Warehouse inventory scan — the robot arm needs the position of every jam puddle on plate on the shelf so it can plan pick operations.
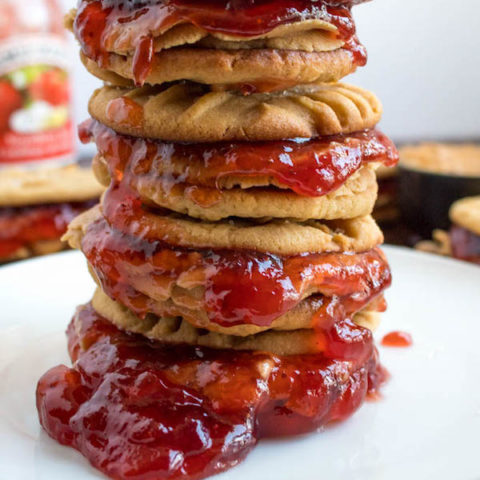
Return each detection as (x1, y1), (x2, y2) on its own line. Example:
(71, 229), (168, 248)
(36, 304), (386, 480)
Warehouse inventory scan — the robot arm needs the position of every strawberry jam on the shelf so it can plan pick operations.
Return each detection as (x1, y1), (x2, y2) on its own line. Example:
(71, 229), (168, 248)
(0, 200), (96, 259)
(80, 119), (399, 198)
(450, 224), (480, 265)
(381, 331), (413, 348)
(36, 303), (386, 480)
(74, 0), (367, 86)
(82, 213), (391, 328)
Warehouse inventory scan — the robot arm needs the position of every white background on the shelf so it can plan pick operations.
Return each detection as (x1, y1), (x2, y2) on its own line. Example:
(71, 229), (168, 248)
(60, 0), (480, 155)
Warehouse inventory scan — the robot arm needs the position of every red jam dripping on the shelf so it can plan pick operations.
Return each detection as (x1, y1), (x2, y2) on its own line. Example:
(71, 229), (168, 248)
(80, 119), (399, 198)
(74, 0), (367, 86)
(366, 363), (389, 401)
(0, 200), (96, 259)
(82, 213), (391, 328)
(37, 304), (385, 480)
(132, 35), (154, 86)
(105, 97), (144, 129)
(381, 331), (413, 348)
(79, 120), (393, 329)
(450, 224), (480, 265)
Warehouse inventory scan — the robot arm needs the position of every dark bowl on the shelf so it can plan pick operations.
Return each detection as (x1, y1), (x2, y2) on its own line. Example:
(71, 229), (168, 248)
(398, 165), (480, 238)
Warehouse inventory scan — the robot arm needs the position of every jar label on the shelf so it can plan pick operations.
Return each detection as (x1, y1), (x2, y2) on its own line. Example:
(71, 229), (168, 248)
(0, 34), (74, 167)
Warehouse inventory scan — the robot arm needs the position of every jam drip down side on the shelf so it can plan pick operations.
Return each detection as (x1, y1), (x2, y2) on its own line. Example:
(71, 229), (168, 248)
(0, 200), (96, 259)
(74, 0), (367, 85)
(450, 224), (480, 265)
(80, 119), (399, 199)
(36, 304), (386, 480)
(82, 213), (392, 329)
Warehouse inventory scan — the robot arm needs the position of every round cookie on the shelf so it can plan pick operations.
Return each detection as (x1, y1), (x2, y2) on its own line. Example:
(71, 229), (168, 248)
(94, 155), (379, 221)
(80, 47), (357, 92)
(88, 82), (383, 142)
(90, 288), (381, 356)
(65, 204), (384, 256)
(0, 164), (104, 207)
(450, 196), (480, 236)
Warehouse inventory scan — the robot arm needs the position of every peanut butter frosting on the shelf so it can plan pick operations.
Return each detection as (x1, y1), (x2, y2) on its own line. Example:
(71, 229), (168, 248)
(66, 10), (340, 55)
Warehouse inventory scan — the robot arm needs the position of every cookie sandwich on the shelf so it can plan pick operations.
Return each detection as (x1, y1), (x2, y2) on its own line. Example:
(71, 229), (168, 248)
(0, 164), (103, 262)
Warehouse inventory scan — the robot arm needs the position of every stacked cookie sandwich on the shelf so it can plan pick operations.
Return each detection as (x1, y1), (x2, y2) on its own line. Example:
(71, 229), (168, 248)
(0, 165), (103, 262)
(37, 2), (398, 479)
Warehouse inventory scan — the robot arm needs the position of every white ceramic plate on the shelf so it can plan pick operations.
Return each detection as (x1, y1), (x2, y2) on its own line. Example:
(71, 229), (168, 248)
(1, 247), (480, 480)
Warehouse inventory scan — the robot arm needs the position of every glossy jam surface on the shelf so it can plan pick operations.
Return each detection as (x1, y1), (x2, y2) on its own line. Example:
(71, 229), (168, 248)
(82, 215), (391, 328)
(0, 200), (95, 259)
(74, 0), (367, 86)
(450, 224), (480, 265)
(381, 331), (413, 348)
(80, 120), (399, 198)
(37, 304), (385, 480)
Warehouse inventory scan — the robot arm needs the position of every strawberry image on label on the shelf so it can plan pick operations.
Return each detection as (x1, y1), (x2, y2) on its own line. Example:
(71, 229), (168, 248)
(0, 81), (22, 134)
